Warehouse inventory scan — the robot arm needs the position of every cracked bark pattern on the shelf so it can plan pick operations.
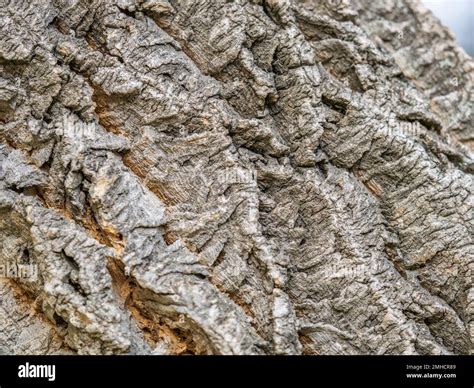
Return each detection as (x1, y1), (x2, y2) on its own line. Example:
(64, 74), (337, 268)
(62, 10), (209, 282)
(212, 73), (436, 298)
(0, 0), (472, 355)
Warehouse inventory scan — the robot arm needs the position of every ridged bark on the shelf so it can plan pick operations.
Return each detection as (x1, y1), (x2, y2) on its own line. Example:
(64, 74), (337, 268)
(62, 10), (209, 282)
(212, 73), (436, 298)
(0, 0), (472, 355)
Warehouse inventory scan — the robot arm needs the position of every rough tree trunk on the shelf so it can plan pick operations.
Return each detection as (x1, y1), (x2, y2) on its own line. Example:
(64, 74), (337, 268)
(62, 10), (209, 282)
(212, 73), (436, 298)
(0, 0), (472, 355)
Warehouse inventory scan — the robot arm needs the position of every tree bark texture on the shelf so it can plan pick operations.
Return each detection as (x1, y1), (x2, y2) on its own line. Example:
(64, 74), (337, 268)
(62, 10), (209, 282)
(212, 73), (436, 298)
(0, 0), (472, 355)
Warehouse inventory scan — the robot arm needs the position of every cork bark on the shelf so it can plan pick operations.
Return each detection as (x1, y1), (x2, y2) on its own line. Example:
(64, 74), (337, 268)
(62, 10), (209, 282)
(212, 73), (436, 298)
(0, 0), (472, 355)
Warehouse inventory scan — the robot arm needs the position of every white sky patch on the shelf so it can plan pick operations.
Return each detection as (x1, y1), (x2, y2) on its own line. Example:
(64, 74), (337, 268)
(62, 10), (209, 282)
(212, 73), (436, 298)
(423, 0), (473, 55)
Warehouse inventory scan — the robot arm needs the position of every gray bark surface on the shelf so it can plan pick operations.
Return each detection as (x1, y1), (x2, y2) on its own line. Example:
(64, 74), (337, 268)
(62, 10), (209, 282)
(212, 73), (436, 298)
(0, 0), (472, 355)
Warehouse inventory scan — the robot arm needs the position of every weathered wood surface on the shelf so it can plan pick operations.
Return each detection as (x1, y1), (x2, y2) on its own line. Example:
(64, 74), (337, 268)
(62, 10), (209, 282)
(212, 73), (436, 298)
(0, 0), (472, 355)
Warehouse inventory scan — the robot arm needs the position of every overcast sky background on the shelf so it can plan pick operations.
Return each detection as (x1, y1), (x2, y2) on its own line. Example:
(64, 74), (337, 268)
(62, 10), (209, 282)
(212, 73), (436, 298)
(423, 0), (473, 55)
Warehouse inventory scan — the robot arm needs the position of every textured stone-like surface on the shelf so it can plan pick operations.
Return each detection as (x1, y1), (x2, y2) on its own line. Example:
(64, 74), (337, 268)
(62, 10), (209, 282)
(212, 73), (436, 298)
(0, 0), (472, 355)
